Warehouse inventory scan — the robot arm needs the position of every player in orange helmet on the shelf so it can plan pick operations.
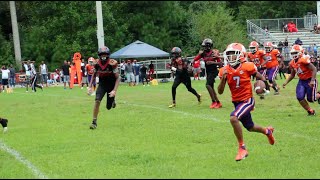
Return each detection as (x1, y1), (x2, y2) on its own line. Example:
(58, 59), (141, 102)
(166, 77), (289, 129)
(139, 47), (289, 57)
(282, 44), (320, 116)
(218, 43), (275, 161)
(260, 42), (284, 95)
(247, 41), (270, 99)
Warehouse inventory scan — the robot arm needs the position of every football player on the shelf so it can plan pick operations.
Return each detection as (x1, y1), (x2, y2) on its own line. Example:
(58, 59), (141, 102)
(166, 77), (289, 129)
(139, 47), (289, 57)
(247, 41), (270, 99)
(194, 38), (223, 109)
(282, 44), (320, 116)
(218, 43), (275, 161)
(88, 46), (120, 129)
(168, 47), (202, 108)
(260, 42), (284, 95)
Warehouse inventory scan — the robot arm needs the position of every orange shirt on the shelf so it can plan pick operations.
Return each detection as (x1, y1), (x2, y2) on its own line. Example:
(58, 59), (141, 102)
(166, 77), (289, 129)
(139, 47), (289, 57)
(85, 64), (95, 75)
(247, 49), (266, 67)
(264, 49), (281, 69)
(219, 62), (257, 102)
(289, 57), (313, 80)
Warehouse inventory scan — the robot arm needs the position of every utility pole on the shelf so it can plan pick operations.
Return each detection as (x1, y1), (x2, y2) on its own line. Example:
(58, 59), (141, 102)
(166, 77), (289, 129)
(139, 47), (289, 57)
(318, 1), (320, 25)
(9, 1), (22, 70)
(96, 1), (105, 49)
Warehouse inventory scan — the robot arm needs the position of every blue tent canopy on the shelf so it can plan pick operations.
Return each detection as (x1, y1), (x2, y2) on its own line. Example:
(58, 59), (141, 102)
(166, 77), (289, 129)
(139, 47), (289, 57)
(110, 40), (169, 59)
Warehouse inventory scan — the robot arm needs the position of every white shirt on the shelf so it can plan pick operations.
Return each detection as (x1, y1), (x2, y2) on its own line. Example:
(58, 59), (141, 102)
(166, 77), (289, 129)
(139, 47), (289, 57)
(40, 64), (47, 74)
(24, 63), (31, 76)
(1, 69), (10, 79)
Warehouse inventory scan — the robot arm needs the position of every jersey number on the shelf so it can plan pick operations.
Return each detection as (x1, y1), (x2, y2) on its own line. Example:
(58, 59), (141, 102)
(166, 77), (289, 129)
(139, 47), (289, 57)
(233, 76), (240, 88)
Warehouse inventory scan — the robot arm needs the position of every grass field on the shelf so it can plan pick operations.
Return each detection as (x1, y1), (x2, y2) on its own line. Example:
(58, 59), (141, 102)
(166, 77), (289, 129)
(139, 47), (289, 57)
(1, 76), (320, 179)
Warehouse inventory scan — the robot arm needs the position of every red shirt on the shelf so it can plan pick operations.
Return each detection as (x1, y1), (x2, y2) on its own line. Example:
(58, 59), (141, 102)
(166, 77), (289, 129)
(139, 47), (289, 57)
(193, 60), (200, 68)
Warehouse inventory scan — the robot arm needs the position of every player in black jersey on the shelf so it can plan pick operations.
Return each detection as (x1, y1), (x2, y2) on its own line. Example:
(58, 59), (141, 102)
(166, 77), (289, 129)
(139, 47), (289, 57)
(88, 46), (120, 129)
(168, 47), (202, 108)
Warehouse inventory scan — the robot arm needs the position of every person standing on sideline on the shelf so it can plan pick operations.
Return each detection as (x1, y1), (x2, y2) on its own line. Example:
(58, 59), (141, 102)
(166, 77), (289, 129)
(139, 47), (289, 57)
(1, 65), (10, 92)
(39, 61), (48, 87)
(23, 60), (32, 92)
(140, 63), (149, 86)
(8, 64), (16, 88)
(61, 60), (71, 89)
(218, 42), (275, 161)
(88, 46), (120, 129)
(133, 59), (140, 85)
(81, 59), (88, 89)
(200, 59), (206, 79)
(168, 47), (202, 108)
(192, 58), (201, 80)
(194, 38), (222, 109)
(124, 60), (135, 86)
(30, 61), (43, 92)
(282, 44), (320, 116)
(86, 57), (96, 95)
(148, 61), (155, 80)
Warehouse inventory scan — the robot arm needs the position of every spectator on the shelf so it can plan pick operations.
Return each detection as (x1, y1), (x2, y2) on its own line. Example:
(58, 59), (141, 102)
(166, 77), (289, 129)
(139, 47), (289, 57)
(1, 65), (10, 92)
(284, 38), (289, 61)
(132, 59), (140, 85)
(313, 44), (318, 57)
(140, 63), (149, 86)
(277, 41), (284, 54)
(148, 61), (155, 80)
(39, 61), (48, 88)
(8, 64), (16, 88)
(313, 23), (317, 33)
(294, 38), (303, 45)
(124, 60), (135, 86)
(80, 59), (88, 89)
(61, 60), (70, 89)
(288, 21), (298, 32)
(282, 22), (288, 33)
(317, 24), (320, 34)
(200, 59), (206, 79)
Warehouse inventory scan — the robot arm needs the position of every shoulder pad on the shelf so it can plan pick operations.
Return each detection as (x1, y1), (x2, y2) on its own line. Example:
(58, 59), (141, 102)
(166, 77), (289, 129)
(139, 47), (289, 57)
(109, 59), (118, 66)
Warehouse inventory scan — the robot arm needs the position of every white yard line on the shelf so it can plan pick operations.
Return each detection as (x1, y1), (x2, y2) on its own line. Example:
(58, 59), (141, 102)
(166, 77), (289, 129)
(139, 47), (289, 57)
(0, 140), (48, 179)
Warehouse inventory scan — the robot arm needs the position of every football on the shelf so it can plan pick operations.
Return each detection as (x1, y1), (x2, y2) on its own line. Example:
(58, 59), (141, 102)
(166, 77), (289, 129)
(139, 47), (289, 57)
(254, 80), (266, 95)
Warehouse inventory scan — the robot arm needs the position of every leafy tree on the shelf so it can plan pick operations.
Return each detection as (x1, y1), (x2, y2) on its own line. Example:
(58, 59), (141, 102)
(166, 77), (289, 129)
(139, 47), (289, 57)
(186, 2), (249, 56)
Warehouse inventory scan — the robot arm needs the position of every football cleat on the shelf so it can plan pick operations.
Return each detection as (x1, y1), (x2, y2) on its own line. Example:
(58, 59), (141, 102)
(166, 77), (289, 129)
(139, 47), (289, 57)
(214, 102), (222, 109)
(235, 145), (248, 161)
(112, 101), (116, 108)
(210, 102), (217, 109)
(90, 123), (97, 129)
(197, 94), (202, 105)
(168, 103), (176, 108)
(308, 109), (316, 116)
(266, 126), (275, 145)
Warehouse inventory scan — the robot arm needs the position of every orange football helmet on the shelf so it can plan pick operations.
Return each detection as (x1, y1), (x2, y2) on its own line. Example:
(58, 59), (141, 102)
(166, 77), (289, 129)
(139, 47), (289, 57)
(223, 43), (247, 67)
(264, 42), (274, 53)
(249, 41), (259, 54)
(290, 44), (304, 60)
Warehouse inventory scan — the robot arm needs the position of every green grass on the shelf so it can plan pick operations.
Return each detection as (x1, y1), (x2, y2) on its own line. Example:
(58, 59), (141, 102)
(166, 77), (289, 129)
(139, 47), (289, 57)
(1, 76), (320, 178)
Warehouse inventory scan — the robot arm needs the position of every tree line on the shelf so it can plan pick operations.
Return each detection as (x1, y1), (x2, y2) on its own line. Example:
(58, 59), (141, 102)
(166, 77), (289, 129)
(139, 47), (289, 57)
(0, 1), (316, 71)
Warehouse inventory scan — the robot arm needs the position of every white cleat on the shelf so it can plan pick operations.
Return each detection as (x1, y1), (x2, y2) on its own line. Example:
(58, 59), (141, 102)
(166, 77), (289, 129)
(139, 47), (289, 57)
(3, 127), (8, 133)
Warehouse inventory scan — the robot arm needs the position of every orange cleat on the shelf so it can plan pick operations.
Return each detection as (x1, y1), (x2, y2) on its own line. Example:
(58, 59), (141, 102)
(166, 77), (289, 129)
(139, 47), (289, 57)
(210, 102), (217, 109)
(214, 102), (222, 109)
(235, 146), (248, 161)
(266, 126), (275, 145)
